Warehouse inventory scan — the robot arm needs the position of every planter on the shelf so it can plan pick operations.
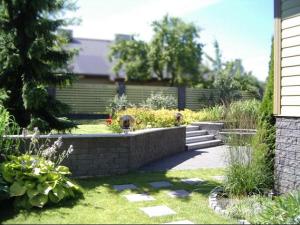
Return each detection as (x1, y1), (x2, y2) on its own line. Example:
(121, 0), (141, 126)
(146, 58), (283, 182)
(7, 127), (186, 178)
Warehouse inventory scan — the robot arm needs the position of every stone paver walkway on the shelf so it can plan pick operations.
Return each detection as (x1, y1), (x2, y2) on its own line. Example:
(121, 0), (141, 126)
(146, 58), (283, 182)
(140, 205), (176, 217)
(113, 184), (137, 191)
(149, 181), (173, 188)
(167, 190), (190, 198)
(141, 145), (228, 171)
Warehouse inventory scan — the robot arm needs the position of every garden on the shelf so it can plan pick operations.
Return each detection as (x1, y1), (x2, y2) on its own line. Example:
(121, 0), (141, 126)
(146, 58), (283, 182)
(0, 0), (299, 224)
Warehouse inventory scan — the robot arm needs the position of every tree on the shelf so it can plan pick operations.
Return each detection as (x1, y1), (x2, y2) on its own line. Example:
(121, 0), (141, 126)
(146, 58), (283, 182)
(0, 0), (77, 132)
(251, 39), (276, 189)
(206, 40), (223, 73)
(149, 15), (203, 86)
(109, 38), (151, 81)
(213, 57), (264, 105)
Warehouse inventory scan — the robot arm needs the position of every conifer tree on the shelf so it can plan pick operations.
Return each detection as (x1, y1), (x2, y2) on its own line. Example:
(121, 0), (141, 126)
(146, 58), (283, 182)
(0, 0), (77, 132)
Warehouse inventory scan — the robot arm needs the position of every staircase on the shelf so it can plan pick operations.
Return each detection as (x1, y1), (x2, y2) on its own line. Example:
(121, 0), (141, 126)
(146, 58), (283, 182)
(185, 125), (222, 150)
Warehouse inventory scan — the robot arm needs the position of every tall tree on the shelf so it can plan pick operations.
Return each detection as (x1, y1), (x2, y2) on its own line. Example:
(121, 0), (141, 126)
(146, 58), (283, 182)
(206, 40), (223, 73)
(149, 15), (203, 86)
(0, 0), (77, 132)
(109, 38), (151, 81)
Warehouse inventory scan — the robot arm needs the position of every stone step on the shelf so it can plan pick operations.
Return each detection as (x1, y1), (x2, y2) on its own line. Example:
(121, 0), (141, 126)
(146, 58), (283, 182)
(186, 135), (214, 144)
(186, 139), (222, 150)
(191, 122), (224, 130)
(186, 125), (199, 132)
(186, 130), (207, 137)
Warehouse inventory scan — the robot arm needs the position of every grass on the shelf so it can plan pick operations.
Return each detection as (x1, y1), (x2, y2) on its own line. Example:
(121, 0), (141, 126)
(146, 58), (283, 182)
(71, 120), (112, 134)
(0, 169), (236, 224)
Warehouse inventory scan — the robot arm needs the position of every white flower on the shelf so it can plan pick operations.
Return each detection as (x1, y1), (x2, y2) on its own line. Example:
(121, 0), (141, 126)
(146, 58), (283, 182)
(54, 137), (63, 149)
(42, 146), (57, 158)
(67, 145), (74, 154)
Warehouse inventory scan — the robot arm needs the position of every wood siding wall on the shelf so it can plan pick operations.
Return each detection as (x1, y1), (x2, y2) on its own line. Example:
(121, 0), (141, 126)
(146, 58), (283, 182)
(275, 0), (300, 116)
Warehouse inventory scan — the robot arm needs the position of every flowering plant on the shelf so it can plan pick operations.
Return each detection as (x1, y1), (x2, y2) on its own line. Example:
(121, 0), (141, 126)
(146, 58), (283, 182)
(0, 127), (82, 209)
(106, 115), (113, 125)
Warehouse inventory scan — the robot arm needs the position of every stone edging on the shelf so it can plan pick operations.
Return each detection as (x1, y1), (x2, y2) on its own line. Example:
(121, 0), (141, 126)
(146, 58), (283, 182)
(208, 187), (251, 225)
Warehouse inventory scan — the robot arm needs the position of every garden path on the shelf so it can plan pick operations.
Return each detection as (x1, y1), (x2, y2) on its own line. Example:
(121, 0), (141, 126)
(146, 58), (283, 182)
(141, 145), (229, 172)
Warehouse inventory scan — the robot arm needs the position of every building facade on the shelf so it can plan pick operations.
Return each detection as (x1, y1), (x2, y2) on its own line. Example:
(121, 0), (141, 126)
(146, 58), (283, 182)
(274, 0), (300, 193)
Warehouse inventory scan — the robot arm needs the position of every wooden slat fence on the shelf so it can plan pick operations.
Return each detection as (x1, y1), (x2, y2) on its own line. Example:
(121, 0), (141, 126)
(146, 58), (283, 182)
(56, 82), (116, 113)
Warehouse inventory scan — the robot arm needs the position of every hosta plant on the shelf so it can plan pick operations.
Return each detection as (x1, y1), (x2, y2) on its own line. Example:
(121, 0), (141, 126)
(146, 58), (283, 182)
(1, 154), (82, 209)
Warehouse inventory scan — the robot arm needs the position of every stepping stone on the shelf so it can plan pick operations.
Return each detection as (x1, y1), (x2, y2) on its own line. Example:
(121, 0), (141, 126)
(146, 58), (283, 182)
(213, 176), (225, 181)
(149, 181), (172, 188)
(165, 220), (194, 224)
(181, 178), (204, 185)
(124, 193), (155, 202)
(113, 184), (137, 191)
(167, 189), (190, 198)
(140, 205), (176, 217)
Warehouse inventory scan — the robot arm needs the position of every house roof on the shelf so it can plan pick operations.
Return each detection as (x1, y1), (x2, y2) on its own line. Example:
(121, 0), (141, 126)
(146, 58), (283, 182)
(69, 38), (123, 80)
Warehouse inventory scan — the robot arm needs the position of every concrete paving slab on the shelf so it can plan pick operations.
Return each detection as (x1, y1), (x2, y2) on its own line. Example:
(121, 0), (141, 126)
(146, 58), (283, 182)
(140, 205), (176, 217)
(167, 190), (190, 198)
(113, 184), (137, 191)
(149, 181), (172, 188)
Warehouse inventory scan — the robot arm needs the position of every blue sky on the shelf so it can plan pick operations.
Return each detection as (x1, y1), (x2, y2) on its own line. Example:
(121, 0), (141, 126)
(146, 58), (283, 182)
(67, 0), (274, 81)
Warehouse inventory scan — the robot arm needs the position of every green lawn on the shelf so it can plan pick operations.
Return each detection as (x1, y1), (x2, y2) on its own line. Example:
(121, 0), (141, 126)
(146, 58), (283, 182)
(71, 120), (112, 134)
(0, 169), (236, 224)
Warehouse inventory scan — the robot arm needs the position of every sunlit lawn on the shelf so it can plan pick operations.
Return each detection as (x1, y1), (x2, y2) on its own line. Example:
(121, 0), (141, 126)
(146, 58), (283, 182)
(0, 169), (236, 224)
(71, 120), (112, 134)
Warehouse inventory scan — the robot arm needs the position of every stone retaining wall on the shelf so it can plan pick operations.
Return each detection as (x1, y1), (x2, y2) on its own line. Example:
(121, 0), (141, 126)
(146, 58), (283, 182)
(275, 117), (300, 193)
(14, 127), (185, 178)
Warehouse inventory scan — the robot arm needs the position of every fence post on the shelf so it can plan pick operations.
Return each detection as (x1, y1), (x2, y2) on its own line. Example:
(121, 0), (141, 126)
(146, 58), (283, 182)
(47, 86), (56, 98)
(178, 86), (186, 110)
(116, 78), (126, 96)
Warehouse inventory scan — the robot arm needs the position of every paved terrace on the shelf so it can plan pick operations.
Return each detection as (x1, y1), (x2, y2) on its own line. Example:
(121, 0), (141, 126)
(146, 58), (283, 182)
(141, 145), (229, 172)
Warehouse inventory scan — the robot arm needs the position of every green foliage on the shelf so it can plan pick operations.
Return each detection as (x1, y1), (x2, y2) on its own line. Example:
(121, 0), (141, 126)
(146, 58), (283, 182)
(252, 39), (276, 189)
(226, 195), (266, 221)
(0, 0), (78, 132)
(224, 134), (273, 196)
(107, 95), (133, 116)
(0, 154), (82, 209)
(0, 106), (20, 160)
(257, 191), (300, 224)
(225, 100), (261, 129)
(149, 15), (203, 86)
(109, 38), (151, 81)
(110, 15), (204, 86)
(0, 173), (9, 201)
(141, 92), (177, 110)
(214, 60), (263, 106)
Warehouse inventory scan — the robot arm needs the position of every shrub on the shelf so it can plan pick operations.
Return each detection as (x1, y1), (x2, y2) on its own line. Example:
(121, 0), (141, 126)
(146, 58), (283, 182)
(225, 100), (260, 129)
(0, 106), (20, 160)
(107, 95), (133, 116)
(1, 154), (82, 209)
(257, 191), (300, 224)
(0, 128), (82, 209)
(109, 107), (223, 132)
(226, 195), (266, 221)
(141, 92), (177, 110)
(224, 135), (272, 196)
(0, 173), (9, 201)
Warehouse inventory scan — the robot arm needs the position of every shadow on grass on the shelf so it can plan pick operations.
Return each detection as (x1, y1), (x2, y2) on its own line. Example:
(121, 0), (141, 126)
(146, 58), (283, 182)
(77, 170), (222, 201)
(0, 170), (222, 223)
